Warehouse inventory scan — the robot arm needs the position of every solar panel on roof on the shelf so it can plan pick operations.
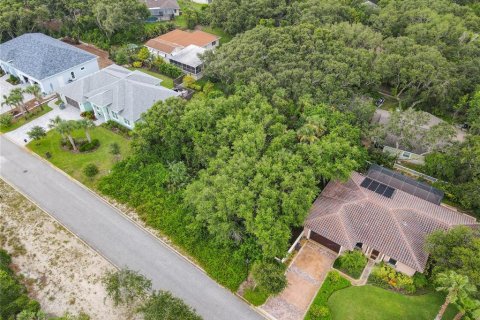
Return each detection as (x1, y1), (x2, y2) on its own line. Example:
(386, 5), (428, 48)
(383, 187), (395, 198)
(368, 180), (380, 191)
(376, 184), (387, 195)
(360, 177), (372, 188)
(367, 164), (444, 204)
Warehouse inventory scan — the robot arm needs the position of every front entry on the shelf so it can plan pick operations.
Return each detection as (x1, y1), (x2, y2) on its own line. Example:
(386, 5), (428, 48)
(310, 231), (341, 253)
(370, 249), (380, 260)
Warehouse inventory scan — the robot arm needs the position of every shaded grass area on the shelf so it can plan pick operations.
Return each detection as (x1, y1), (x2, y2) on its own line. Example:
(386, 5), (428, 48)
(243, 287), (269, 306)
(328, 285), (457, 320)
(27, 126), (131, 188)
(98, 158), (249, 291)
(128, 67), (175, 89)
(0, 106), (52, 133)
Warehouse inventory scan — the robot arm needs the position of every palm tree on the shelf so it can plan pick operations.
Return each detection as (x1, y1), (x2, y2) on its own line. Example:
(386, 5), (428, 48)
(453, 293), (480, 320)
(1, 94), (16, 111)
(56, 120), (78, 151)
(24, 84), (43, 110)
(9, 88), (28, 114)
(48, 116), (66, 139)
(76, 119), (95, 143)
(296, 116), (326, 144)
(435, 271), (477, 320)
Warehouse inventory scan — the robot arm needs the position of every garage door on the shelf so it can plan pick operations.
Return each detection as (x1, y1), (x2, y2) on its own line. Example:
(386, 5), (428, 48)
(65, 96), (79, 108)
(310, 231), (341, 253)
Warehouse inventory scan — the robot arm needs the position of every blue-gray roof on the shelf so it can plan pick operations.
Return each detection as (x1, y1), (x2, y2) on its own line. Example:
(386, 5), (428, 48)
(0, 33), (97, 80)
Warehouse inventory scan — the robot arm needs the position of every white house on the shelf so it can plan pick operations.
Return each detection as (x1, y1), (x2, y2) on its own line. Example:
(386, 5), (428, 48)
(145, 29), (219, 78)
(57, 65), (179, 129)
(142, 0), (180, 21)
(0, 33), (99, 94)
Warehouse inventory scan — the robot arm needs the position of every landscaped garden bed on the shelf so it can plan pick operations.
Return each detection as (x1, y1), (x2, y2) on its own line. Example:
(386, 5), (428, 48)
(304, 271), (351, 320)
(0, 105), (52, 133)
(27, 126), (131, 188)
(101, 120), (131, 138)
(332, 250), (368, 279)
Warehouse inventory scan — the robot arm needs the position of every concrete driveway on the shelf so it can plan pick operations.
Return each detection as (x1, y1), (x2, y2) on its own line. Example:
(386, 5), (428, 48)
(0, 136), (264, 320)
(261, 241), (337, 320)
(0, 74), (34, 114)
(4, 101), (85, 145)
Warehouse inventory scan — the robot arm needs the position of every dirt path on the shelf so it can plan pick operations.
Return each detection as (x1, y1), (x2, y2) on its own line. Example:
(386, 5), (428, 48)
(0, 179), (123, 319)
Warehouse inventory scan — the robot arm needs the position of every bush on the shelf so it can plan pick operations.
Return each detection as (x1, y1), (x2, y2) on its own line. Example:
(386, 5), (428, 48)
(80, 111), (96, 120)
(0, 113), (13, 128)
(152, 61), (183, 78)
(251, 261), (287, 295)
(139, 290), (202, 320)
(83, 163), (99, 177)
(333, 250), (368, 279)
(98, 157), (249, 290)
(132, 61), (143, 68)
(6, 74), (20, 85)
(102, 120), (131, 137)
(110, 142), (121, 155)
(79, 139), (100, 152)
(27, 126), (46, 141)
(369, 263), (416, 294)
(305, 271), (351, 320)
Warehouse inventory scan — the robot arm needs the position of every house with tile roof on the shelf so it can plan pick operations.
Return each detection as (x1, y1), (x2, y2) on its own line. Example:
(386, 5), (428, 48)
(304, 165), (477, 276)
(57, 65), (179, 129)
(145, 29), (219, 78)
(142, 0), (180, 21)
(0, 33), (99, 94)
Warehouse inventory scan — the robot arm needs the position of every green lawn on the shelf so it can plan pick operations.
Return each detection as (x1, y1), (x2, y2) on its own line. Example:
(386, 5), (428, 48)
(328, 285), (457, 320)
(128, 67), (175, 89)
(201, 26), (233, 44)
(27, 126), (131, 188)
(0, 106), (52, 133)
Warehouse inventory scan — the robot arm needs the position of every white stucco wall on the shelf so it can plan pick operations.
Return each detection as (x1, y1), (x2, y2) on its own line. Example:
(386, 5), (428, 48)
(39, 59), (99, 94)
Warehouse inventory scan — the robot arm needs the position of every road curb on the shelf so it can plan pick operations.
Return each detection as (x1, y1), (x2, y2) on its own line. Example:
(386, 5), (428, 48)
(0, 135), (266, 319)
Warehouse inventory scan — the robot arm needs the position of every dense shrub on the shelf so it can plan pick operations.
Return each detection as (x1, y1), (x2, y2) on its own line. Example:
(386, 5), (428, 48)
(80, 111), (96, 120)
(132, 61), (143, 68)
(333, 250), (368, 279)
(83, 163), (99, 177)
(140, 290), (202, 320)
(0, 249), (41, 319)
(79, 139), (100, 152)
(369, 263), (416, 294)
(304, 271), (351, 320)
(98, 157), (249, 290)
(109, 142), (121, 155)
(102, 120), (131, 137)
(151, 60), (183, 78)
(251, 261), (287, 295)
(6, 75), (20, 85)
(0, 113), (13, 128)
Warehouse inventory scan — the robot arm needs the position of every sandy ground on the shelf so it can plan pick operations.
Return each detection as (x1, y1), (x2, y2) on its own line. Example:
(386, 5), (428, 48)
(0, 179), (124, 319)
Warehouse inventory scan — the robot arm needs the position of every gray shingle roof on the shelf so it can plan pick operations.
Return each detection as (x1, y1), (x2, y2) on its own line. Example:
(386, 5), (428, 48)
(0, 33), (97, 80)
(305, 171), (478, 272)
(142, 0), (180, 9)
(58, 65), (179, 123)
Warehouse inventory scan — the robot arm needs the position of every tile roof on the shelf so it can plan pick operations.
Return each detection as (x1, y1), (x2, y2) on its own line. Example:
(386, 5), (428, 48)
(145, 29), (219, 53)
(142, 0), (180, 9)
(57, 65), (179, 123)
(305, 171), (477, 272)
(0, 33), (97, 80)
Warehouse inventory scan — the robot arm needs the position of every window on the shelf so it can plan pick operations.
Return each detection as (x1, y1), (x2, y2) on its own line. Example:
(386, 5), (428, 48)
(81, 67), (85, 70)
(402, 151), (411, 159)
(71, 71), (75, 79)
(124, 118), (130, 126)
(111, 111), (118, 119)
(388, 258), (397, 266)
(355, 242), (363, 249)
(212, 41), (217, 46)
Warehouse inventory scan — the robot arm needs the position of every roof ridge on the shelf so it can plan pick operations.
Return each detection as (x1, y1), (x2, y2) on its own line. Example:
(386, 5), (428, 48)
(389, 208), (424, 271)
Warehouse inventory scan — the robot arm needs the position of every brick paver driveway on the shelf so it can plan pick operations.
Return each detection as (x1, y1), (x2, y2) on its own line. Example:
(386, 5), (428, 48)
(261, 241), (337, 320)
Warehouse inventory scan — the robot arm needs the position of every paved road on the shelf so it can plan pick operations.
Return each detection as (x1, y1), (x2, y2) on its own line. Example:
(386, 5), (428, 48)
(0, 136), (263, 320)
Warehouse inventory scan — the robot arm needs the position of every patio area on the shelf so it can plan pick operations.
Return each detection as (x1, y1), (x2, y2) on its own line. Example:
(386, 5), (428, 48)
(261, 241), (337, 320)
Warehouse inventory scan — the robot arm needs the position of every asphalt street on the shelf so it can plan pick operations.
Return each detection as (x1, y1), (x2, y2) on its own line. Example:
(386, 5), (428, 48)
(0, 136), (264, 320)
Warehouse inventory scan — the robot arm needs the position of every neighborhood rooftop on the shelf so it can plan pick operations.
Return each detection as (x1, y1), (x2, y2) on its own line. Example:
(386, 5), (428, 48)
(145, 29), (219, 53)
(0, 33), (97, 81)
(169, 45), (206, 67)
(304, 171), (477, 273)
(57, 65), (179, 123)
(142, 0), (180, 9)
